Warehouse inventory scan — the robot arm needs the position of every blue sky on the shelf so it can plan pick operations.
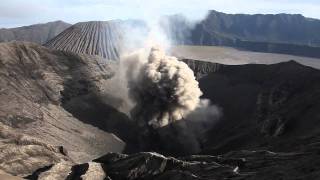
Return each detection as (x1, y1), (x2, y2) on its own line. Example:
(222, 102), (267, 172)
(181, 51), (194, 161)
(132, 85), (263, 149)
(1, 0), (320, 28)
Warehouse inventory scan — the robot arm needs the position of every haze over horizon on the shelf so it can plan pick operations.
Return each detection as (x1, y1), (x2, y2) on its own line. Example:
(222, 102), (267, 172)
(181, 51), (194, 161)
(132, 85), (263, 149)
(1, 0), (320, 28)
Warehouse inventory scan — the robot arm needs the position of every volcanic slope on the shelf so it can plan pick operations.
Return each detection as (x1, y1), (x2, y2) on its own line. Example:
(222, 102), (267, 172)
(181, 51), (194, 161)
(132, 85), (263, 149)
(45, 21), (123, 60)
(119, 58), (320, 157)
(0, 41), (126, 176)
(20, 59), (320, 180)
(182, 59), (320, 155)
(0, 21), (71, 44)
(2, 43), (320, 179)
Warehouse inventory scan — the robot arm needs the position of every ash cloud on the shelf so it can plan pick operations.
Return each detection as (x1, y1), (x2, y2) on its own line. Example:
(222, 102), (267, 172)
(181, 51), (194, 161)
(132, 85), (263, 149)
(111, 15), (222, 154)
(127, 47), (203, 128)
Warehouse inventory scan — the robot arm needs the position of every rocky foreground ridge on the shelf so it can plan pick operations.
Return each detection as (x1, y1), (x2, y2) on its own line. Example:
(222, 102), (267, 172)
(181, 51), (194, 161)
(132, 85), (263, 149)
(23, 144), (320, 180)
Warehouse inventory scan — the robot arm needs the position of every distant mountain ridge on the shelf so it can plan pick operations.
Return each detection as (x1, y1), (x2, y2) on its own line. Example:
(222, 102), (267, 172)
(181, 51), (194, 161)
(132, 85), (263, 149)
(3, 10), (320, 59)
(0, 21), (71, 44)
(165, 10), (320, 58)
(191, 10), (320, 47)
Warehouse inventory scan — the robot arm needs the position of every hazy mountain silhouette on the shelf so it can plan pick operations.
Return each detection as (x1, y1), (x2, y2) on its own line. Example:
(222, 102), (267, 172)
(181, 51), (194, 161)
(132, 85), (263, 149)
(166, 10), (320, 58)
(191, 10), (320, 46)
(0, 21), (71, 44)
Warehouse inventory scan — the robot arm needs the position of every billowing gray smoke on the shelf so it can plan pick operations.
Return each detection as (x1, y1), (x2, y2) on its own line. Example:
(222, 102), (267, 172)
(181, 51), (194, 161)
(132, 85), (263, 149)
(128, 46), (203, 128)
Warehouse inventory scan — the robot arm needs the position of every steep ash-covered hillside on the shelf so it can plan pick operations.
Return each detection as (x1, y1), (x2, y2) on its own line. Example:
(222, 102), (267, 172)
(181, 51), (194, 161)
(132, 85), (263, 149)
(45, 21), (124, 60)
(0, 41), (126, 176)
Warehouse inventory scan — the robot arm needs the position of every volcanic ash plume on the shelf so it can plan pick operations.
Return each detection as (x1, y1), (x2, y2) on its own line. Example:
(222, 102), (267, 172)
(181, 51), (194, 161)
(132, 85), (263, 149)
(129, 47), (203, 128)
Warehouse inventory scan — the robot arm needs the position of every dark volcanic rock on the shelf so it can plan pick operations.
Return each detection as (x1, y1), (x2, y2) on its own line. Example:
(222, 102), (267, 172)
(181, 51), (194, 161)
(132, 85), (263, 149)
(182, 59), (222, 78)
(0, 21), (71, 44)
(96, 152), (239, 180)
(183, 59), (320, 154)
(45, 21), (123, 60)
(29, 146), (320, 179)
